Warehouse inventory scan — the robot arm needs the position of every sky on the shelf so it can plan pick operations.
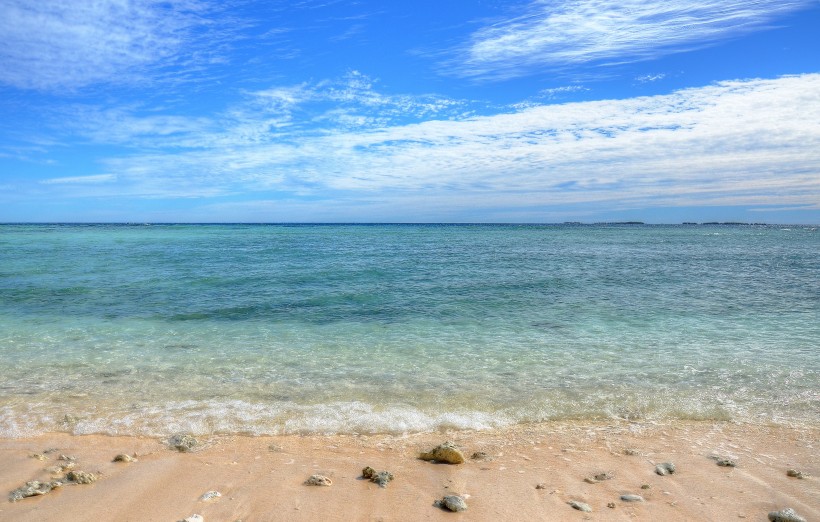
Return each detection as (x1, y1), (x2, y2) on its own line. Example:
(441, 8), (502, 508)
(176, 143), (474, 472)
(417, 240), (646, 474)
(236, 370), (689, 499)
(1, 0), (819, 223)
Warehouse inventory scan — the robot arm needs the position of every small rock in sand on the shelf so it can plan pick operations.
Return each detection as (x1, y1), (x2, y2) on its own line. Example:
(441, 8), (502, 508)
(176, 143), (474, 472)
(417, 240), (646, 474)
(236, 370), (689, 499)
(200, 491), (222, 501)
(66, 470), (97, 484)
(585, 471), (614, 483)
(535, 483), (548, 489)
(435, 495), (468, 512)
(58, 454), (76, 462)
(640, 484), (651, 490)
(420, 442), (465, 464)
(569, 500), (593, 512)
(623, 448), (640, 456)
(178, 515), (204, 522)
(29, 453), (48, 461)
(362, 466), (394, 488)
(655, 462), (676, 476)
(716, 458), (737, 467)
(768, 507), (807, 522)
(620, 494), (645, 502)
(9, 480), (63, 502)
(169, 434), (199, 452)
(607, 502), (616, 508)
(304, 474), (332, 486)
(46, 463), (76, 474)
(786, 469), (806, 479)
(470, 451), (493, 461)
(113, 454), (137, 463)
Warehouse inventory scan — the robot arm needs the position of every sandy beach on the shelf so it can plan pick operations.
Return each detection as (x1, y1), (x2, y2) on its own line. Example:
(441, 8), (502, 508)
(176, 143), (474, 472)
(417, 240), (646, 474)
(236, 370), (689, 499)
(1, 420), (816, 521)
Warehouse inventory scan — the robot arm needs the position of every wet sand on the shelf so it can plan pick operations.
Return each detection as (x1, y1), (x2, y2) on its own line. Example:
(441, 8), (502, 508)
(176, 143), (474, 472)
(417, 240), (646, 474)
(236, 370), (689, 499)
(1, 420), (817, 521)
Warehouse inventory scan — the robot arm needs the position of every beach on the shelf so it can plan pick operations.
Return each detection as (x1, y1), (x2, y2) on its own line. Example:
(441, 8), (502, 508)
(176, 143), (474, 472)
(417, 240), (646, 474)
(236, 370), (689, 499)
(1, 420), (817, 521)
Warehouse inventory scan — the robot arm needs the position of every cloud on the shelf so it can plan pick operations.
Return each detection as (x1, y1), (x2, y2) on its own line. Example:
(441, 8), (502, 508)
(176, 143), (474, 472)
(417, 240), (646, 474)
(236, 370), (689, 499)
(48, 73), (820, 216)
(0, 0), (228, 91)
(451, 0), (812, 80)
(40, 174), (117, 185)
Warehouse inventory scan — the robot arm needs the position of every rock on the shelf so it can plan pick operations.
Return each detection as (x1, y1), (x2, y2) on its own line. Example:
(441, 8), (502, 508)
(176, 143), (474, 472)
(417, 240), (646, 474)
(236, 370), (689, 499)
(786, 469), (806, 479)
(178, 515), (204, 522)
(655, 462), (676, 475)
(607, 502), (616, 508)
(9, 480), (62, 502)
(470, 451), (492, 461)
(535, 483), (547, 489)
(435, 495), (468, 512)
(716, 458), (737, 467)
(304, 474), (332, 486)
(623, 448), (640, 456)
(768, 507), (807, 522)
(419, 442), (465, 464)
(29, 453), (48, 461)
(569, 500), (593, 512)
(66, 470), (97, 484)
(113, 454), (137, 463)
(169, 433), (199, 452)
(585, 471), (614, 483)
(46, 463), (75, 474)
(200, 490), (221, 501)
(362, 466), (394, 488)
(58, 454), (76, 462)
(620, 494), (645, 502)
(640, 484), (651, 489)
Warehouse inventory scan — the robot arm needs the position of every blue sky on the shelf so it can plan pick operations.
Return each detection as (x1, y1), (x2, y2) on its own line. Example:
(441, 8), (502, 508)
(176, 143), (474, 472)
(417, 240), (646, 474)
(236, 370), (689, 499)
(1, 0), (819, 223)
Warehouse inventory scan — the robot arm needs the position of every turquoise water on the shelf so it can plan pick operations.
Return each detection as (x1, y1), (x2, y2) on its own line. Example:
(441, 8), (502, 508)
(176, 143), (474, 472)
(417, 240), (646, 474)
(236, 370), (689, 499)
(0, 224), (817, 437)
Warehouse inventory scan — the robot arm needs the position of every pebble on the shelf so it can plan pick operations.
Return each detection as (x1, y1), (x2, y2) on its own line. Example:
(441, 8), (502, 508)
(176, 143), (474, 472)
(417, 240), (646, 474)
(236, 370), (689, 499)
(623, 448), (640, 456)
(655, 462), (676, 476)
(113, 454), (137, 463)
(200, 490), (222, 501)
(786, 469), (806, 479)
(535, 483), (548, 489)
(419, 442), (465, 464)
(640, 484), (651, 489)
(470, 451), (492, 461)
(178, 515), (204, 522)
(716, 459), (737, 467)
(768, 507), (807, 522)
(435, 495), (468, 512)
(58, 454), (77, 462)
(569, 500), (593, 512)
(29, 453), (48, 461)
(169, 434), (199, 452)
(304, 474), (333, 486)
(620, 494), (645, 502)
(585, 471), (614, 483)
(607, 502), (616, 508)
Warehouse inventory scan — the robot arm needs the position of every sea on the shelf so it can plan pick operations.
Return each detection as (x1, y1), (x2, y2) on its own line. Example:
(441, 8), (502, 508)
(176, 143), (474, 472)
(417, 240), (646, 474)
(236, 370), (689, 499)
(0, 223), (817, 437)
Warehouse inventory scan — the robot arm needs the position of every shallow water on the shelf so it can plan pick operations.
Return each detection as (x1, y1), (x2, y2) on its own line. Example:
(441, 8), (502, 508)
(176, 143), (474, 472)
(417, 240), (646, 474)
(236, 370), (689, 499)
(0, 224), (817, 436)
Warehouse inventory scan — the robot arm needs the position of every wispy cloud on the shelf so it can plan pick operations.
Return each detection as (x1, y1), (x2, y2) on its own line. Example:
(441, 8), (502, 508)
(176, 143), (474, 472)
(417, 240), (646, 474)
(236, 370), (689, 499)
(40, 174), (116, 185)
(39, 74), (820, 217)
(0, 0), (231, 92)
(450, 0), (811, 80)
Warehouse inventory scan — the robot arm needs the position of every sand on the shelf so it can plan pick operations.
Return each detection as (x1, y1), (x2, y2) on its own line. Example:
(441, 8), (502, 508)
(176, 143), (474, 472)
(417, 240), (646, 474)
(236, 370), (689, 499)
(1, 421), (817, 521)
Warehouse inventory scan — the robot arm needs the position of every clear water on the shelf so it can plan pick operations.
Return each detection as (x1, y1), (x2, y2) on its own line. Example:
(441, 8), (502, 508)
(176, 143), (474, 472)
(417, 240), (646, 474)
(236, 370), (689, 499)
(0, 224), (817, 437)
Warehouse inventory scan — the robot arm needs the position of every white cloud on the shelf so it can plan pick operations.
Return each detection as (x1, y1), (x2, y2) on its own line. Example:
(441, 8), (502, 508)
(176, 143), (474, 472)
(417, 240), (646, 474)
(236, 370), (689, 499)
(452, 0), (811, 80)
(0, 0), (225, 91)
(40, 174), (117, 185)
(56, 74), (820, 216)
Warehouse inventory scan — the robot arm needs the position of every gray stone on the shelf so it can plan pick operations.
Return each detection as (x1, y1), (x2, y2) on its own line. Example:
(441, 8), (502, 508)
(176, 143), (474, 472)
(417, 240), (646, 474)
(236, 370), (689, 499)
(768, 507), (807, 522)
(178, 515), (204, 522)
(169, 433), (199, 452)
(304, 474), (332, 486)
(585, 471), (614, 483)
(419, 442), (464, 464)
(716, 458), (737, 467)
(470, 451), (493, 461)
(623, 448), (640, 456)
(569, 500), (593, 512)
(435, 495), (468, 512)
(9, 480), (63, 502)
(620, 494), (645, 502)
(362, 466), (394, 488)
(786, 469), (806, 479)
(655, 462), (676, 475)
(200, 490), (221, 501)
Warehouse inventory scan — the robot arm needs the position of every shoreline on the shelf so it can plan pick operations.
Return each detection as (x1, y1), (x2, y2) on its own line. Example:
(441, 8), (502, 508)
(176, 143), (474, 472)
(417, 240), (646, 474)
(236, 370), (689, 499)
(1, 420), (816, 521)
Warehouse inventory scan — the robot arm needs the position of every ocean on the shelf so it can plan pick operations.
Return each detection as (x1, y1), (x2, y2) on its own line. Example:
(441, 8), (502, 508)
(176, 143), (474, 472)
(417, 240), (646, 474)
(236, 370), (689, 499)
(0, 223), (817, 437)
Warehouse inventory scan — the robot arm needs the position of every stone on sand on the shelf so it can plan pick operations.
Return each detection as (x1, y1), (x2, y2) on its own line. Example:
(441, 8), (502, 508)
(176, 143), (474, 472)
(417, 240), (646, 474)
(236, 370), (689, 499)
(435, 495), (468, 512)
(786, 469), (806, 479)
(768, 507), (807, 522)
(9, 480), (63, 502)
(304, 474), (332, 486)
(169, 434), (199, 452)
(362, 466), (394, 488)
(419, 442), (465, 464)
(66, 470), (97, 484)
(655, 462), (676, 475)
(620, 494), (645, 502)
(113, 454), (137, 463)
(569, 500), (593, 512)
